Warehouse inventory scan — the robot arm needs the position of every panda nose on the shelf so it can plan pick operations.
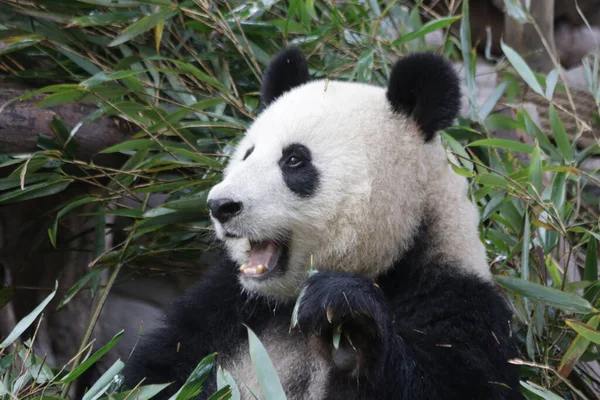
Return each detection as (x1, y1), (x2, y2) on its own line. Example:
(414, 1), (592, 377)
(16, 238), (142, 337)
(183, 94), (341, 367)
(208, 198), (243, 223)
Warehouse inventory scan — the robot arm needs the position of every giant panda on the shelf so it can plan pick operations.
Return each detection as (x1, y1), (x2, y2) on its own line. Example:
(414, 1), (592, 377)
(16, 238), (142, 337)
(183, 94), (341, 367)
(123, 48), (523, 400)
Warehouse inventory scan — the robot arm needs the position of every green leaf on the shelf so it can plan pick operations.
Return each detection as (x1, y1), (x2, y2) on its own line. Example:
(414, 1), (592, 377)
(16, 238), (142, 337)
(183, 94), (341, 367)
(495, 275), (594, 314)
(393, 16), (461, 45)
(36, 90), (86, 108)
(565, 319), (600, 344)
(216, 366), (240, 400)
(82, 359), (125, 400)
(49, 196), (98, 248)
(99, 383), (171, 400)
(172, 353), (215, 400)
(109, 8), (180, 47)
(353, 50), (374, 83)
(0, 282), (57, 348)
(584, 237), (598, 282)
(521, 211), (531, 281)
(545, 67), (560, 99)
(68, 12), (142, 28)
(247, 326), (286, 400)
(558, 315), (600, 378)
(0, 179), (72, 205)
(0, 30), (44, 55)
(59, 330), (124, 383)
(501, 40), (544, 97)
(167, 60), (226, 91)
(520, 381), (564, 400)
(549, 104), (574, 162)
(480, 82), (508, 120)
(468, 139), (534, 154)
(528, 143), (542, 195)
(58, 270), (102, 310)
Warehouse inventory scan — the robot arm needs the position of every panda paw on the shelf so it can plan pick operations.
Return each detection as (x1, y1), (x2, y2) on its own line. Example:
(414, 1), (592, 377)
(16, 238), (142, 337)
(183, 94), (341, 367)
(294, 271), (393, 375)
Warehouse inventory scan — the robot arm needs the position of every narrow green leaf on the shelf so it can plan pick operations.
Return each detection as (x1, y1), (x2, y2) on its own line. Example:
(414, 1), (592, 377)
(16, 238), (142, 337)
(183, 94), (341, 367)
(60, 330), (124, 383)
(468, 138), (534, 154)
(501, 40), (544, 97)
(109, 8), (180, 47)
(558, 315), (600, 378)
(0, 179), (72, 205)
(545, 67), (560, 99)
(68, 12), (142, 28)
(495, 275), (594, 314)
(584, 237), (598, 283)
(528, 143), (542, 195)
(520, 381), (564, 400)
(393, 16), (461, 45)
(247, 326), (286, 400)
(36, 90), (86, 108)
(0, 30), (44, 55)
(521, 210), (531, 281)
(98, 383), (171, 400)
(565, 319), (600, 344)
(0, 282), (57, 348)
(480, 82), (508, 120)
(49, 196), (97, 248)
(173, 353), (215, 400)
(58, 270), (102, 310)
(216, 366), (240, 400)
(167, 60), (226, 90)
(82, 359), (125, 400)
(549, 104), (574, 162)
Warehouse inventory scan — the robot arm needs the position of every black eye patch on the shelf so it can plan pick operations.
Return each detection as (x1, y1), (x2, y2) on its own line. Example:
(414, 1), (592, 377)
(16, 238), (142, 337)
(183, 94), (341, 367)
(242, 146), (254, 161)
(279, 143), (319, 198)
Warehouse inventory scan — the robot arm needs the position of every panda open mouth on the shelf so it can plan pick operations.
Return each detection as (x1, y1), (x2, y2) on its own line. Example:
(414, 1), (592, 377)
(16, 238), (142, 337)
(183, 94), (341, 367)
(240, 239), (289, 279)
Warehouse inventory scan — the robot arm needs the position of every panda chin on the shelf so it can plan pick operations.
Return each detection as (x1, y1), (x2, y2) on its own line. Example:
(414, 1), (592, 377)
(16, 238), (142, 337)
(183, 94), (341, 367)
(239, 239), (289, 280)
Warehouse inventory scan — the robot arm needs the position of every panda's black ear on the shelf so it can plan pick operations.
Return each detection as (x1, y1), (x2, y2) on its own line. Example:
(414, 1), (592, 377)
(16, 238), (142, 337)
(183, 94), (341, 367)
(386, 52), (460, 141)
(260, 47), (310, 109)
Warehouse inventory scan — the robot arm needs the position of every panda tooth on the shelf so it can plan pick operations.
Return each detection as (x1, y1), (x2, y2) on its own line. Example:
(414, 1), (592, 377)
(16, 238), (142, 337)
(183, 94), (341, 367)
(239, 264), (248, 272)
(244, 267), (257, 275)
(256, 264), (265, 274)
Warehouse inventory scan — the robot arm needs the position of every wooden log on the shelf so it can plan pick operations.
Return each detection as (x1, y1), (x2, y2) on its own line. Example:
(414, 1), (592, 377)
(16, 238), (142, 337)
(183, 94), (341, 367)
(0, 84), (132, 165)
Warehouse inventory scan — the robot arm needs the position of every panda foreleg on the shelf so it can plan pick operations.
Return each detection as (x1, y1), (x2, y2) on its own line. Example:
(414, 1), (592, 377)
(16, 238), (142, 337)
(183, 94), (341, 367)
(295, 271), (394, 384)
(294, 270), (523, 399)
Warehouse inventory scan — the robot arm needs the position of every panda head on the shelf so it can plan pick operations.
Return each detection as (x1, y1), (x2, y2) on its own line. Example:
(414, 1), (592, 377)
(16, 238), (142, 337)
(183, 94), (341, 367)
(208, 48), (489, 299)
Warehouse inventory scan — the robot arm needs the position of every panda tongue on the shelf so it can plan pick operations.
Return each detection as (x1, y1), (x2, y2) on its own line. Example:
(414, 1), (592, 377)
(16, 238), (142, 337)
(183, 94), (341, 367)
(248, 241), (279, 268)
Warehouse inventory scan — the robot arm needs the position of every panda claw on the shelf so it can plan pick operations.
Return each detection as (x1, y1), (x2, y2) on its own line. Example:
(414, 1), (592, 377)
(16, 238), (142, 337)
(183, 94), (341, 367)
(326, 305), (335, 323)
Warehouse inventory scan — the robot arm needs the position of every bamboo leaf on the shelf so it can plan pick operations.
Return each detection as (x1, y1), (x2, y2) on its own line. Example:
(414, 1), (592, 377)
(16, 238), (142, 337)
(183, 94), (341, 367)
(565, 319), (600, 344)
(109, 8), (180, 47)
(393, 16), (461, 45)
(558, 315), (600, 378)
(59, 330), (124, 383)
(247, 326), (286, 400)
(495, 276), (594, 314)
(549, 104), (574, 162)
(468, 138), (534, 154)
(0, 282), (57, 348)
(545, 67), (560, 99)
(172, 353), (216, 399)
(501, 40), (544, 97)
(81, 359), (125, 400)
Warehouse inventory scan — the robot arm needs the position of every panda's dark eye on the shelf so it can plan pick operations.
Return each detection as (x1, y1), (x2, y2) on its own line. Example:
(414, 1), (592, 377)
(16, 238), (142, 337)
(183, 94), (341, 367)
(242, 146), (254, 161)
(286, 154), (303, 168)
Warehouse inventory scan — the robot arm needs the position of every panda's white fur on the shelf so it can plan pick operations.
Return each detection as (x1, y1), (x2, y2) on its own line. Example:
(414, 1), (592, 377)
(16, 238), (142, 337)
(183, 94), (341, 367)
(208, 79), (489, 299)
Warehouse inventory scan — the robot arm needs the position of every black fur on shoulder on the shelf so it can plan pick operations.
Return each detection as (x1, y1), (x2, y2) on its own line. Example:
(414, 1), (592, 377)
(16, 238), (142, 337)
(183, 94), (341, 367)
(386, 52), (461, 141)
(260, 46), (310, 109)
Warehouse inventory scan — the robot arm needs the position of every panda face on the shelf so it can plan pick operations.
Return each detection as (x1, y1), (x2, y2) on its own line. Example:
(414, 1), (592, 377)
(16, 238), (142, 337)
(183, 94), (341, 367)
(207, 49), (488, 299)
